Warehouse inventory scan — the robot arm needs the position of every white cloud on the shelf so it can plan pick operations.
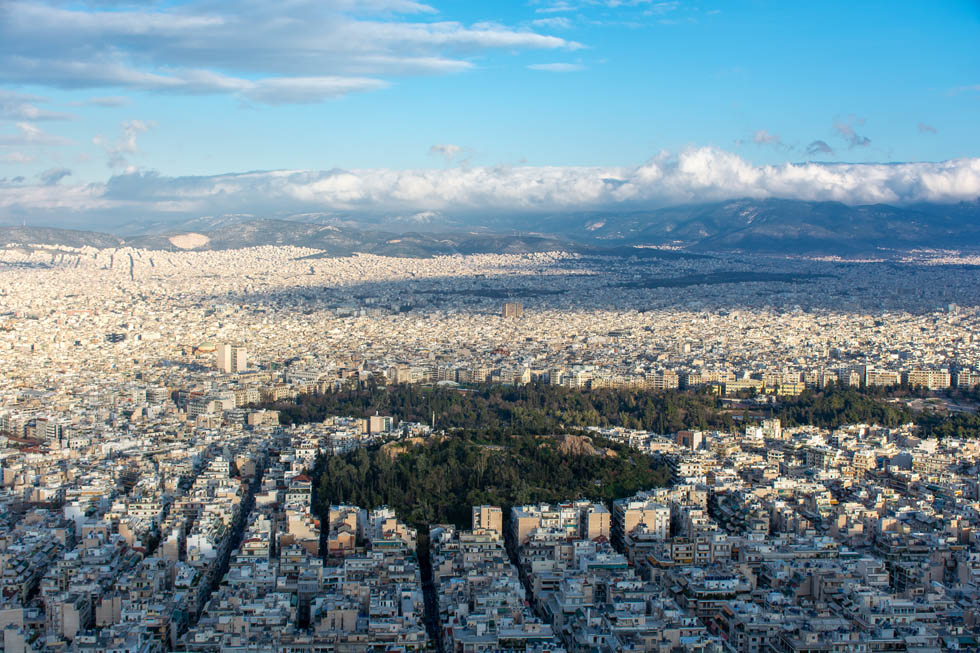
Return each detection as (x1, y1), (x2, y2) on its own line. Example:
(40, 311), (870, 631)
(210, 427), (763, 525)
(0, 89), (73, 121)
(611, 0), (678, 11)
(752, 129), (780, 146)
(348, 20), (579, 50)
(534, 2), (580, 14)
(1, 152), (35, 164)
(833, 117), (871, 148)
(646, 1), (680, 13)
(317, 0), (438, 12)
(528, 63), (585, 72)
(2, 148), (978, 226)
(69, 96), (130, 108)
(531, 17), (573, 29)
(243, 77), (390, 104)
(533, 0), (678, 15)
(93, 119), (155, 168)
(0, 0), (580, 104)
(0, 180), (113, 213)
(118, 120), (153, 151)
(950, 84), (980, 94)
(0, 122), (72, 146)
(91, 96), (129, 107)
(429, 144), (463, 161)
(37, 167), (71, 185)
(805, 140), (834, 157)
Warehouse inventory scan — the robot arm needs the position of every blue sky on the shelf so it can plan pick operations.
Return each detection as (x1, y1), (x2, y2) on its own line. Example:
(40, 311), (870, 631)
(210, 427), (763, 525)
(0, 0), (978, 226)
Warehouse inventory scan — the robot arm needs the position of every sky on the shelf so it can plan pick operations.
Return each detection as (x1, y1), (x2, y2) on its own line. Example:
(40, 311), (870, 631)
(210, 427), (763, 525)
(0, 0), (978, 228)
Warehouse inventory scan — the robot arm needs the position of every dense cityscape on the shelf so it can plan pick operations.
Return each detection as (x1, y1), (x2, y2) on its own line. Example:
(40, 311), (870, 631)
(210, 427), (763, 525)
(2, 0), (979, 650)
(0, 243), (979, 651)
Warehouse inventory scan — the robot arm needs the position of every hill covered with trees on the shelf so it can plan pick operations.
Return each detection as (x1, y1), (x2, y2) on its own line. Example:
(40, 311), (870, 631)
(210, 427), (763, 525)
(267, 382), (976, 529)
(311, 430), (671, 529)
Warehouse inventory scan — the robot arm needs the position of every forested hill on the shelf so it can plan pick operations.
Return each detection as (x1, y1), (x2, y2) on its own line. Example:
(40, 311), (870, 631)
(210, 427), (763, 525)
(312, 431), (671, 529)
(283, 383), (980, 531)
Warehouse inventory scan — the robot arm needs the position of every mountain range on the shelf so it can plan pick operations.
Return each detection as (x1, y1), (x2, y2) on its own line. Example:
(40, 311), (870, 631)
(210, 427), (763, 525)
(521, 198), (980, 254)
(0, 220), (586, 258)
(2, 198), (979, 257)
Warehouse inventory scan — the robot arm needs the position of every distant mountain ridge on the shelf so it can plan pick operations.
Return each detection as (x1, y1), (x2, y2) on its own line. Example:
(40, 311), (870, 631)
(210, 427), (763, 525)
(522, 198), (980, 253)
(0, 225), (123, 249)
(0, 220), (582, 258)
(3, 198), (980, 256)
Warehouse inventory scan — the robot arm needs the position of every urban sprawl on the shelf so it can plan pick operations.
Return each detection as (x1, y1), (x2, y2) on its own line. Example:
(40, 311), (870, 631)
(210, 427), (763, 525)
(0, 244), (980, 651)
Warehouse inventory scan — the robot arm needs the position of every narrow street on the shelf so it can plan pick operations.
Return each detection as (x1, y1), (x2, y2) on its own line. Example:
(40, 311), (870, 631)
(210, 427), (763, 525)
(417, 532), (444, 653)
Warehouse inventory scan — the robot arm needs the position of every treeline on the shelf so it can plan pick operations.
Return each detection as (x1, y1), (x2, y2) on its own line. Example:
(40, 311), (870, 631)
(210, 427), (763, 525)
(263, 383), (736, 434)
(265, 382), (980, 438)
(772, 388), (915, 429)
(312, 431), (671, 529)
(774, 387), (980, 437)
(915, 410), (980, 439)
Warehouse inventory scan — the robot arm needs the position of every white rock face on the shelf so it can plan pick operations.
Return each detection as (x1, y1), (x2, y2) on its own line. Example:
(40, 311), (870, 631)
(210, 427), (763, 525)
(168, 233), (210, 249)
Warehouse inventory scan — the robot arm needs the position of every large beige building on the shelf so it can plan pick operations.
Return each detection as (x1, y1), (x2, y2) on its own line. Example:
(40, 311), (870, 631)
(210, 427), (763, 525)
(472, 505), (503, 536)
(510, 501), (610, 546)
(326, 505), (359, 556)
(866, 369), (901, 387)
(215, 343), (247, 374)
(612, 495), (671, 543)
(582, 504), (611, 541)
(903, 368), (951, 389)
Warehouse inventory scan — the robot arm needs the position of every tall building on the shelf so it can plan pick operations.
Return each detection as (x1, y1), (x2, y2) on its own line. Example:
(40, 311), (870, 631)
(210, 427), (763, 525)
(510, 501), (609, 546)
(676, 430), (704, 451)
(216, 344), (247, 374)
(646, 370), (679, 390)
(866, 369), (901, 387)
(387, 364), (411, 384)
(612, 494), (670, 545)
(903, 368), (951, 389)
(956, 370), (980, 388)
(581, 504), (611, 541)
(502, 302), (523, 318)
(368, 415), (394, 434)
(761, 418), (782, 440)
(472, 505), (503, 536)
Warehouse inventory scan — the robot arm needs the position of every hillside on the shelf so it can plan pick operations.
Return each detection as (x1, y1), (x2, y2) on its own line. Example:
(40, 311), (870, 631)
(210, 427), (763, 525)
(0, 220), (579, 258)
(0, 226), (123, 249)
(527, 198), (980, 253)
(4, 198), (980, 256)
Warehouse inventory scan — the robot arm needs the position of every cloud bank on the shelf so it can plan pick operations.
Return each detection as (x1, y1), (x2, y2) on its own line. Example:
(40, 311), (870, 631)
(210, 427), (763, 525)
(0, 0), (580, 104)
(1, 147), (978, 227)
